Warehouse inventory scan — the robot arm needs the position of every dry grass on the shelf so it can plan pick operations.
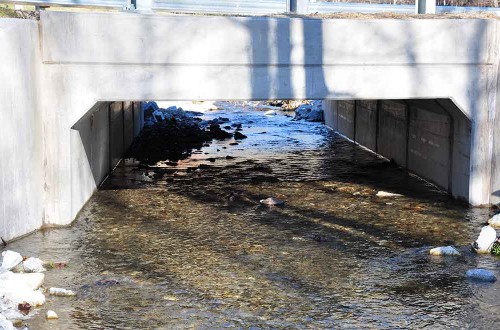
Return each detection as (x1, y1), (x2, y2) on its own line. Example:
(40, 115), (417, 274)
(0, 6), (18, 18)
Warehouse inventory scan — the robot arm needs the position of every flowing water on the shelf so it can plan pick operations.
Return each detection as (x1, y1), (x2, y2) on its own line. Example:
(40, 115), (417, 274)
(9, 102), (500, 329)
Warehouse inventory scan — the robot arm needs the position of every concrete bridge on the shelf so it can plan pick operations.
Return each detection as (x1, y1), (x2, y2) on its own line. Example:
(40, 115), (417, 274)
(1, 11), (499, 241)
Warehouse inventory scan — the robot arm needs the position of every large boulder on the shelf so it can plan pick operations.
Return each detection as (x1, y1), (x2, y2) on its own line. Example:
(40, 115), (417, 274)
(466, 269), (497, 282)
(429, 246), (460, 256)
(1, 251), (22, 271)
(294, 101), (324, 122)
(472, 225), (497, 254)
(488, 213), (500, 228)
(0, 272), (46, 306)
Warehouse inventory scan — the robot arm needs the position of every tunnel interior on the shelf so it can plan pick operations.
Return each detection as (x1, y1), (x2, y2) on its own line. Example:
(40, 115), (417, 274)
(324, 99), (472, 203)
(70, 98), (472, 221)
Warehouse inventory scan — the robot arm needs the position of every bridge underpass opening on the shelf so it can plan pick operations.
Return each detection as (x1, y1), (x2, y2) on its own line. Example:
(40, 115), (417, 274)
(69, 98), (472, 221)
(17, 98), (494, 328)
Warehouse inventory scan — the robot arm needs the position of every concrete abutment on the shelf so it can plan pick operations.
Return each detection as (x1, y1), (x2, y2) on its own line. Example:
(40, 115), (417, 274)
(1, 11), (500, 241)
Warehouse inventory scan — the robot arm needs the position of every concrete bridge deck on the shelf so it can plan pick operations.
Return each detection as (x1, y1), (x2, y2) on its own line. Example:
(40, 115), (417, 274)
(1, 11), (499, 240)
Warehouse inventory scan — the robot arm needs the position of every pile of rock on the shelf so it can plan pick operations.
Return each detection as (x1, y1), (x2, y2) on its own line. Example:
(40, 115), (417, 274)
(127, 102), (247, 164)
(267, 100), (307, 111)
(142, 102), (203, 127)
(294, 101), (324, 122)
(0, 250), (74, 327)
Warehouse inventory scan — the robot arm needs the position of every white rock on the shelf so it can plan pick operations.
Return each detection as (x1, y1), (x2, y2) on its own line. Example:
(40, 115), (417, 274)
(46, 310), (59, 320)
(0, 271), (46, 307)
(22, 257), (46, 273)
(466, 269), (497, 282)
(48, 287), (76, 297)
(1, 251), (22, 271)
(4, 289), (46, 306)
(259, 197), (284, 206)
(429, 246), (461, 256)
(264, 110), (277, 116)
(472, 225), (497, 254)
(0, 318), (15, 330)
(376, 191), (404, 198)
(488, 213), (500, 228)
(0, 272), (45, 291)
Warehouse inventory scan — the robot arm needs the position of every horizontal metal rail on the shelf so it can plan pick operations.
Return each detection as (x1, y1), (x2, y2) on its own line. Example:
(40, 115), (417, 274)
(2, 0), (127, 8)
(309, 2), (415, 13)
(309, 1), (500, 14)
(153, 0), (287, 14)
(2, 0), (500, 14)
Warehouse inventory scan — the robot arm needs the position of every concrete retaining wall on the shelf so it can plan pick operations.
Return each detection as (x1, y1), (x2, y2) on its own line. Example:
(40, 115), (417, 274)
(0, 19), (43, 241)
(325, 99), (471, 200)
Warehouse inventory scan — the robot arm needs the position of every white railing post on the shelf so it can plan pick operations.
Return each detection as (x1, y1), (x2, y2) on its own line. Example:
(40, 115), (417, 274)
(289, 0), (309, 14)
(416, 0), (436, 13)
(134, 0), (154, 11)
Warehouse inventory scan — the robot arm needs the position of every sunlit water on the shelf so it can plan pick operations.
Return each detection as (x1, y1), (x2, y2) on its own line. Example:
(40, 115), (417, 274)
(9, 102), (500, 329)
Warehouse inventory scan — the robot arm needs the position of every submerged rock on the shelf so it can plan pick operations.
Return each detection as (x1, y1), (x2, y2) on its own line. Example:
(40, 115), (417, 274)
(48, 287), (76, 297)
(488, 213), (500, 228)
(376, 191), (404, 198)
(233, 131), (247, 140)
(22, 257), (46, 273)
(46, 310), (59, 320)
(17, 302), (31, 315)
(472, 225), (497, 254)
(429, 246), (460, 256)
(259, 197), (285, 206)
(466, 269), (497, 282)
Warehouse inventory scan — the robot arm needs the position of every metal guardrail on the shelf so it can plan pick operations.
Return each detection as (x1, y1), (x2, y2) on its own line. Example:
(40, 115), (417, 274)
(2, 0), (500, 14)
(309, 2), (415, 13)
(309, 1), (500, 14)
(2, 0), (127, 8)
(153, 0), (286, 14)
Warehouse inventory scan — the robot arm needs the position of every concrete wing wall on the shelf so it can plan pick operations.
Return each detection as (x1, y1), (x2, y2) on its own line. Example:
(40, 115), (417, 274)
(0, 19), (43, 241)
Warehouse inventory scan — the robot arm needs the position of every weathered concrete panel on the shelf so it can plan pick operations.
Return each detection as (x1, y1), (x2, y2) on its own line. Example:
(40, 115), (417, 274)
(377, 101), (407, 166)
(109, 102), (124, 170)
(407, 101), (451, 190)
(337, 100), (355, 140)
(41, 12), (496, 66)
(0, 19), (43, 241)
(355, 100), (378, 151)
(323, 100), (338, 131)
(123, 101), (134, 151)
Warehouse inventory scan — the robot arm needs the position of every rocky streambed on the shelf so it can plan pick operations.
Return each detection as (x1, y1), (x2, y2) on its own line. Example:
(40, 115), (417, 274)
(3, 101), (500, 329)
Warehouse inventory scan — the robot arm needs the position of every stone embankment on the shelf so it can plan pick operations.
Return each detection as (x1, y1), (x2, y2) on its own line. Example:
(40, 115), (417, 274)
(126, 102), (248, 164)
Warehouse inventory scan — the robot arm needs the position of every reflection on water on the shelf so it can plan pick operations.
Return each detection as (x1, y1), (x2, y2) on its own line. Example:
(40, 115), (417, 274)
(10, 102), (499, 329)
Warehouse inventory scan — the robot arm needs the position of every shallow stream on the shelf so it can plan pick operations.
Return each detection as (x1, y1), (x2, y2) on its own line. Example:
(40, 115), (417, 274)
(10, 102), (500, 329)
